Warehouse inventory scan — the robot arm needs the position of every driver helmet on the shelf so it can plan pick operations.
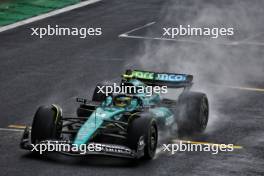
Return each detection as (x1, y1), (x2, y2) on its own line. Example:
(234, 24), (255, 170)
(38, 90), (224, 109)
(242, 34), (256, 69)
(114, 96), (132, 107)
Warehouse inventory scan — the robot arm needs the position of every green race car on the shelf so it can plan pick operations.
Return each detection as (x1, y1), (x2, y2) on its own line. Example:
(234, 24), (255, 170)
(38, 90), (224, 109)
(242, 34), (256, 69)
(20, 70), (209, 160)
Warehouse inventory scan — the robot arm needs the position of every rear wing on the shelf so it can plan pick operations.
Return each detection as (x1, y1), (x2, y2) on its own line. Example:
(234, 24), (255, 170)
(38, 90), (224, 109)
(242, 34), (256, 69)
(122, 70), (193, 88)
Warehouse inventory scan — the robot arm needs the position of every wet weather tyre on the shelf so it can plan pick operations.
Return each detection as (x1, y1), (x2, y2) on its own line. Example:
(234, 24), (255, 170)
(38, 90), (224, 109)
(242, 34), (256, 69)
(177, 92), (209, 135)
(127, 117), (158, 160)
(31, 105), (62, 144)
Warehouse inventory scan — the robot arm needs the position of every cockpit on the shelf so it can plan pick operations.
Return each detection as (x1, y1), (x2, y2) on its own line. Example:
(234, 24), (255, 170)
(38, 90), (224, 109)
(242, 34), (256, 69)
(102, 94), (141, 111)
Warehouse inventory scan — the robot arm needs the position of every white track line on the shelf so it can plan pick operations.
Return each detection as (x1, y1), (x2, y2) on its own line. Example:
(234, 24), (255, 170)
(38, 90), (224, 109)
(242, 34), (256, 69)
(119, 34), (239, 46)
(0, 0), (101, 33)
(119, 21), (156, 37)
(120, 34), (264, 46)
(212, 84), (264, 93)
(0, 128), (24, 132)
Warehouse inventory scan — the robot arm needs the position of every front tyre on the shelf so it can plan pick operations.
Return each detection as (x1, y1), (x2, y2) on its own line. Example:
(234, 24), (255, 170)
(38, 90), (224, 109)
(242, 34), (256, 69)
(127, 117), (158, 160)
(31, 105), (62, 144)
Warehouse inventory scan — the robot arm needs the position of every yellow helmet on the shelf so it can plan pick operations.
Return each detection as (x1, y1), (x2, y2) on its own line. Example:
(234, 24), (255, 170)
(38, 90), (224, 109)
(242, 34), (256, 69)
(114, 96), (132, 107)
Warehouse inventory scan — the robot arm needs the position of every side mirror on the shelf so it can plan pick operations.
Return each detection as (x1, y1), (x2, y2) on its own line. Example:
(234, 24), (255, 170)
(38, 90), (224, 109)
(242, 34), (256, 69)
(76, 97), (87, 104)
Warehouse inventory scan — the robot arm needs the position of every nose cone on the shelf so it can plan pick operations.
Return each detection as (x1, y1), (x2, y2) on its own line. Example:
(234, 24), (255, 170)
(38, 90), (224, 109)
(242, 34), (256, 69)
(73, 107), (125, 146)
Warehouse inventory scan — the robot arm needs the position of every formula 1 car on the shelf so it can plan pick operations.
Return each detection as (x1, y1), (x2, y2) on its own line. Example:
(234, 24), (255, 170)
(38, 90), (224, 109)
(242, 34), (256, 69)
(20, 70), (209, 160)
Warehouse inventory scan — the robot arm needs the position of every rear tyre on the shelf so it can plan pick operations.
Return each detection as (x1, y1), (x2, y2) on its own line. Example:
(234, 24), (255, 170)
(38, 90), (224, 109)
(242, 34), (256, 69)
(127, 117), (158, 160)
(177, 92), (209, 136)
(31, 105), (62, 144)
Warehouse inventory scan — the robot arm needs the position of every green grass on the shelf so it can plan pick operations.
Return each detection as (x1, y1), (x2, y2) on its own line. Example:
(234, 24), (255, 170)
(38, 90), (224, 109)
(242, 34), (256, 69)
(0, 0), (80, 26)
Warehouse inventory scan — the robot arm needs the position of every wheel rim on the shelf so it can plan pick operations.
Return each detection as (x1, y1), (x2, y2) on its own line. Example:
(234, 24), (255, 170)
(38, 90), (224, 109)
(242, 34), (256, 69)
(149, 125), (157, 151)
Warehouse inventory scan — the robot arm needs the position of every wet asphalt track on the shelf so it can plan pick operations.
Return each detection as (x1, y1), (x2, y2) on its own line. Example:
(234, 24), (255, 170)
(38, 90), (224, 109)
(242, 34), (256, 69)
(0, 0), (264, 175)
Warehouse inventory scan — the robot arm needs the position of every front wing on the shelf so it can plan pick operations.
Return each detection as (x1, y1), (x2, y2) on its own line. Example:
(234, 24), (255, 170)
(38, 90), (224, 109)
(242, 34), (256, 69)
(20, 127), (144, 159)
